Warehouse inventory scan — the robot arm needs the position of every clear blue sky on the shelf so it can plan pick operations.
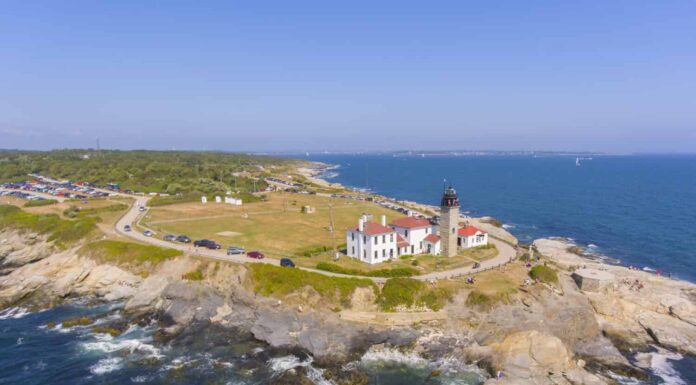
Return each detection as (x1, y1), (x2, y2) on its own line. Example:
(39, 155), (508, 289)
(1, 1), (695, 153)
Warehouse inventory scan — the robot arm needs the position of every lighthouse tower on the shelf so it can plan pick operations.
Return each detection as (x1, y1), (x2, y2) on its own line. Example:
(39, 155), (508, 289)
(440, 186), (460, 257)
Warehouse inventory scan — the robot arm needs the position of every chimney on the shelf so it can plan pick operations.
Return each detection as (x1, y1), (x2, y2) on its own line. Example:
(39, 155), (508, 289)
(381, 215), (386, 226)
(358, 217), (365, 232)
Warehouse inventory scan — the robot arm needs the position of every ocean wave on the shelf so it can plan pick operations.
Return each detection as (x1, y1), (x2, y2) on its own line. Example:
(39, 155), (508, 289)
(649, 350), (686, 385)
(360, 347), (428, 368)
(0, 307), (31, 320)
(502, 224), (515, 229)
(90, 357), (123, 375)
(81, 333), (162, 358)
(267, 355), (333, 385)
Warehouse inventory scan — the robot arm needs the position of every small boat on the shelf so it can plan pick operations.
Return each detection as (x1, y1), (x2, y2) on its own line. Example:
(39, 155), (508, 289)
(576, 157), (581, 166)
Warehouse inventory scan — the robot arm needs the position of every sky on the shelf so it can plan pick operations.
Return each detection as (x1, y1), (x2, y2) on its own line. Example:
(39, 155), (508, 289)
(1, 1), (695, 153)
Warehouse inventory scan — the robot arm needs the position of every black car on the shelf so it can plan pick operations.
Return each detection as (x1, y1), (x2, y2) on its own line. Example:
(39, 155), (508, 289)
(194, 239), (221, 250)
(176, 235), (191, 243)
(280, 258), (295, 268)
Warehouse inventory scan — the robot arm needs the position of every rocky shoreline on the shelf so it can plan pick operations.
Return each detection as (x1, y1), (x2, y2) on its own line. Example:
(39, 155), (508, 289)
(2, 227), (696, 384)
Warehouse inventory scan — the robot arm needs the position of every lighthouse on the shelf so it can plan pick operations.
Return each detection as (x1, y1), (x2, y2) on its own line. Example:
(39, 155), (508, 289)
(440, 185), (460, 257)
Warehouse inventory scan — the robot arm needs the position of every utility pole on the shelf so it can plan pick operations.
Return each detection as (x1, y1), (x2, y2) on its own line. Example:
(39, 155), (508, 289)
(329, 204), (338, 260)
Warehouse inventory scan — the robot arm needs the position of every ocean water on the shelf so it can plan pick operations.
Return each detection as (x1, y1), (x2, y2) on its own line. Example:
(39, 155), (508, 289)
(0, 304), (486, 385)
(302, 154), (696, 282)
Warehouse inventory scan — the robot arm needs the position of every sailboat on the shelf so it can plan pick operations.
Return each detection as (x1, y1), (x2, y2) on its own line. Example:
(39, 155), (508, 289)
(576, 157), (581, 166)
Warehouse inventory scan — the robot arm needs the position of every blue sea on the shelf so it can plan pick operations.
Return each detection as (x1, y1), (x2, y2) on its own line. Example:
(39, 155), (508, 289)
(303, 154), (696, 282)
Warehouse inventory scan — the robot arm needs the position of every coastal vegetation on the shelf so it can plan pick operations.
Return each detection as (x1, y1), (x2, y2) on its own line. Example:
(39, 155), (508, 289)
(529, 265), (558, 283)
(80, 240), (182, 274)
(315, 262), (417, 278)
(248, 264), (375, 307)
(23, 199), (58, 207)
(0, 204), (97, 245)
(377, 278), (453, 311)
(0, 149), (297, 194)
(182, 270), (204, 281)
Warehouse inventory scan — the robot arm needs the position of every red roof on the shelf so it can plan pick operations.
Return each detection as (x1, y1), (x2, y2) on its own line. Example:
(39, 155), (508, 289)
(390, 217), (431, 229)
(354, 221), (395, 236)
(423, 234), (440, 243)
(396, 234), (410, 248)
(458, 226), (486, 236)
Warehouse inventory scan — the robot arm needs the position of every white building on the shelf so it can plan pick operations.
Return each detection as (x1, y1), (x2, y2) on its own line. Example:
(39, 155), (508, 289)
(458, 226), (489, 248)
(346, 214), (441, 264)
(389, 217), (437, 255)
(346, 215), (400, 264)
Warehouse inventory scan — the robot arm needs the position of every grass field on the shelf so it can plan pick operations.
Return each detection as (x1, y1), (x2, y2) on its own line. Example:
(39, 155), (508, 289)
(142, 192), (399, 257)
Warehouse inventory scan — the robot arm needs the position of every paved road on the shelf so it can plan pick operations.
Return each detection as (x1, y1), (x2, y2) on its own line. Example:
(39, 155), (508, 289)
(115, 197), (516, 283)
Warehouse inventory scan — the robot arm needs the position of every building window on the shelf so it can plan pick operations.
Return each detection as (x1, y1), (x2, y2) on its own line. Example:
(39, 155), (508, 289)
(382, 249), (386, 258)
(405, 229), (409, 237)
(351, 232), (355, 241)
(390, 249), (394, 258)
(390, 234), (394, 242)
(452, 227), (455, 234)
(382, 235), (386, 243)
(426, 228), (429, 234)
(374, 251), (378, 259)
(374, 237), (378, 245)
(352, 246), (355, 255)
(363, 250), (366, 259)
(363, 235), (366, 243)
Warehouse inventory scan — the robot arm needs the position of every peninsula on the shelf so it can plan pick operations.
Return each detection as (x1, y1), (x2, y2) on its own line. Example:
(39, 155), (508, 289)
(1, 150), (694, 385)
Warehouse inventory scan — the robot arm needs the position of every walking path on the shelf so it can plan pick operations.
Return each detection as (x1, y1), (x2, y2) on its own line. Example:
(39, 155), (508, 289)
(115, 197), (516, 283)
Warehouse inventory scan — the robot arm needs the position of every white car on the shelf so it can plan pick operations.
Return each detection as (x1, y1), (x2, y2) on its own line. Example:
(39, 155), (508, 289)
(139, 206), (147, 212)
(143, 230), (154, 237)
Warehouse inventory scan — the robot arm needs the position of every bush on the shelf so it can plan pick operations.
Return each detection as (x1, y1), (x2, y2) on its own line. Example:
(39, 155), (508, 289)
(475, 243), (497, 250)
(529, 265), (558, 283)
(0, 204), (97, 245)
(80, 240), (182, 266)
(465, 289), (511, 310)
(76, 203), (128, 217)
(63, 205), (80, 218)
(377, 278), (453, 311)
(399, 254), (414, 260)
(183, 270), (203, 281)
(298, 245), (332, 257)
(316, 262), (417, 278)
(248, 263), (374, 306)
(378, 278), (425, 311)
(23, 199), (58, 207)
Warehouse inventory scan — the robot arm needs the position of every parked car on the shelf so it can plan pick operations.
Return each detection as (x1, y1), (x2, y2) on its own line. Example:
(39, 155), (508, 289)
(138, 206), (147, 212)
(143, 230), (154, 237)
(473, 262), (481, 269)
(163, 234), (177, 241)
(123, 225), (131, 232)
(176, 235), (191, 243)
(246, 251), (265, 259)
(227, 246), (245, 255)
(194, 239), (221, 249)
(280, 258), (295, 267)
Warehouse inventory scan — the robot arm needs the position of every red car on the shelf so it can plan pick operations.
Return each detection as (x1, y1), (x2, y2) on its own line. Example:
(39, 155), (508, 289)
(246, 251), (265, 259)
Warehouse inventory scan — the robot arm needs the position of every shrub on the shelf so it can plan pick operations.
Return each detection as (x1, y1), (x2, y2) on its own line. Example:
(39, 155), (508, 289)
(377, 278), (453, 311)
(76, 203), (128, 217)
(298, 245), (332, 257)
(465, 289), (512, 310)
(378, 278), (425, 311)
(248, 263), (374, 306)
(399, 254), (414, 260)
(529, 265), (558, 283)
(183, 270), (203, 281)
(23, 199), (58, 207)
(316, 262), (417, 278)
(0, 204), (97, 245)
(63, 205), (80, 218)
(80, 240), (182, 266)
(475, 243), (497, 250)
